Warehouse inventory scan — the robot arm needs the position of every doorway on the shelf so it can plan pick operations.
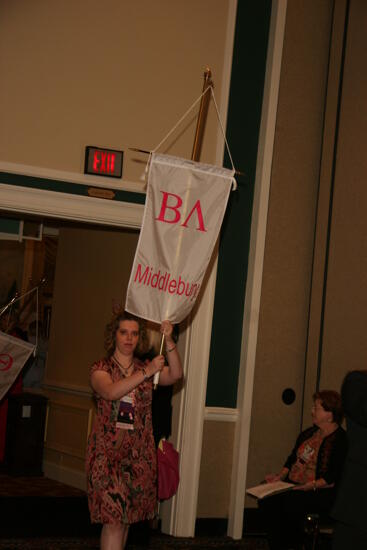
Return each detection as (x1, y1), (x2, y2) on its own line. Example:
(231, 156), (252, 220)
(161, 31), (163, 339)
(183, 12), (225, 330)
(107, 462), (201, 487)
(0, 211), (140, 489)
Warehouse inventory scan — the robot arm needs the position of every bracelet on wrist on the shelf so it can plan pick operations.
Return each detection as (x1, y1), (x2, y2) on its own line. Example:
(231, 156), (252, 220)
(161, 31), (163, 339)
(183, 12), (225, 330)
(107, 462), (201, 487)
(167, 345), (176, 352)
(141, 367), (149, 380)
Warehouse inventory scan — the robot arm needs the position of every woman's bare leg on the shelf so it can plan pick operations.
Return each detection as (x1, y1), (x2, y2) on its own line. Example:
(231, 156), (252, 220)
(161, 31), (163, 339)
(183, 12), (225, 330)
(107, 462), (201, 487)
(121, 524), (129, 548)
(101, 523), (129, 550)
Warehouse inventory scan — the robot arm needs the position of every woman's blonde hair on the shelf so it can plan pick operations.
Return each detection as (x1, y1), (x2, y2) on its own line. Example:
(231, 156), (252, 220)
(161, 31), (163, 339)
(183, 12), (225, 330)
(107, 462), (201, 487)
(104, 310), (149, 358)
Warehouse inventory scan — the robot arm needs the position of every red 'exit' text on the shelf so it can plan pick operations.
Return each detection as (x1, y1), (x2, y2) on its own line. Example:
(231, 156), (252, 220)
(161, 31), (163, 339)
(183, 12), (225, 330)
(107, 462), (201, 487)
(93, 151), (115, 174)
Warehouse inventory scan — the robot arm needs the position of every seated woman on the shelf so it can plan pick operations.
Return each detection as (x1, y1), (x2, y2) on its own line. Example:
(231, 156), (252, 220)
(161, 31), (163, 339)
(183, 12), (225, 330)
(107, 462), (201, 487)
(259, 390), (347, 550)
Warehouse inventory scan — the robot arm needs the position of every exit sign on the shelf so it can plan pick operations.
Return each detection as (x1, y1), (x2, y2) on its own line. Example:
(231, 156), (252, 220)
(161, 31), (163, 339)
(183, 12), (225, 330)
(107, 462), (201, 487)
(84, 146), (123, 178)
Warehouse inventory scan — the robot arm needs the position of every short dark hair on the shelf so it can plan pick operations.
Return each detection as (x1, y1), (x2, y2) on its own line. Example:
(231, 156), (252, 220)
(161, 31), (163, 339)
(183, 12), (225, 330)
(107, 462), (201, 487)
(104, 310), (149, 358)
(313, 390), (344, 425)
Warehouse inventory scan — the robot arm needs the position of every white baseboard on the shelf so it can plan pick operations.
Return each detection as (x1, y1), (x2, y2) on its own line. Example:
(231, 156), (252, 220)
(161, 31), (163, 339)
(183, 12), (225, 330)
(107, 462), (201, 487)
(204, 407), (238, 422)
(43, 460), (87, 492)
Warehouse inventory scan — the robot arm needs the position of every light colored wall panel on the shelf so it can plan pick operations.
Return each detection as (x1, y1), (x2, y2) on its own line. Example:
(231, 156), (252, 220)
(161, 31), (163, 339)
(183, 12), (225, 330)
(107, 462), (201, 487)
(303, 0), (348, 421)
(197, 420), (235, 518)
(320, 0), (367, 389)
(45, 226), (138, 390)
(45, 401), (92, 460)
(43, 389), (94, 489)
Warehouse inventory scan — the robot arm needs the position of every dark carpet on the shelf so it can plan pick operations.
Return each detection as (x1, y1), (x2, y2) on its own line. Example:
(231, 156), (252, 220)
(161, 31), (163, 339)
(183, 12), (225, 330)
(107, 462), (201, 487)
(0, 533), (269, 550)
(0, 474), (85, 497)
(0, 474), (335, 550)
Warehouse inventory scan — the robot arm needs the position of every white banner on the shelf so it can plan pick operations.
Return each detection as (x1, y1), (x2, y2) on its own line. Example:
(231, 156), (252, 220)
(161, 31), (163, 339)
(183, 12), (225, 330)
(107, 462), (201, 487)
(0, 331), (35, 400)
(125, 153), (235, 324)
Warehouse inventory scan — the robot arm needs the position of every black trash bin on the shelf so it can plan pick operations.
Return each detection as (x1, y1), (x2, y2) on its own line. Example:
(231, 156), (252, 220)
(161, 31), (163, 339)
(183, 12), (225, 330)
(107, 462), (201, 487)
(5, 392), (48, 476)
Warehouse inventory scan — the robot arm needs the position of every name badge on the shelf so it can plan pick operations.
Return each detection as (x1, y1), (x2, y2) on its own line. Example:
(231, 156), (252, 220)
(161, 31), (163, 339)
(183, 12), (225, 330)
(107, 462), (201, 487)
(116, 392), (135, 430)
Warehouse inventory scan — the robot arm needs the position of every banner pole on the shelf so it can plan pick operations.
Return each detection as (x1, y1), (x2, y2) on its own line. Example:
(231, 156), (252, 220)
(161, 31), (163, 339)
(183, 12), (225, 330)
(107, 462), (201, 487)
(153, 334), (165, 388)
(159, 334), (166, 355)
(191, 68), (212, 161)
(153, 68), (212, 389)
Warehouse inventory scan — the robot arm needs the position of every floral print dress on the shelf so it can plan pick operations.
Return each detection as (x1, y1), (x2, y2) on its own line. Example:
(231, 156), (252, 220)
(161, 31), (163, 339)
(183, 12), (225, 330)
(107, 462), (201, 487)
(86, 357), (157, 525)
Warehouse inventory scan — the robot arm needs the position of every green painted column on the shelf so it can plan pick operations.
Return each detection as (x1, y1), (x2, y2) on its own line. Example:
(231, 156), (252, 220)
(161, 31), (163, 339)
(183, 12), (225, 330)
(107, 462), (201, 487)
(206, 0), (272, 407)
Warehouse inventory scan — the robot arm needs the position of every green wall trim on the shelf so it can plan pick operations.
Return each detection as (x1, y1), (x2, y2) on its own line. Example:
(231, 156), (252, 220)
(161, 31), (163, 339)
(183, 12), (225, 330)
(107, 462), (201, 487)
(0, 218), (20, 235)
(0, 171), (146, 205)
(206, 0), (272, 408)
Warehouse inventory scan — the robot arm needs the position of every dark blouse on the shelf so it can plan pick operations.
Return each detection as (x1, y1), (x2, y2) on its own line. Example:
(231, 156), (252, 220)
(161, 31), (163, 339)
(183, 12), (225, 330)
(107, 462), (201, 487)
(332, 371), (367, 532)
(284, 425), (347, 485)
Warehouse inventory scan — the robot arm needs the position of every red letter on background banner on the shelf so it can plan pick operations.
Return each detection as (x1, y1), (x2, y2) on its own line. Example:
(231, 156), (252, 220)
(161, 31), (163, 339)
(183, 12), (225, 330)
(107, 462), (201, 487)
(0, 354), (13, 371)
(181, 200), (207, 232)
(155, 192), (183, 224)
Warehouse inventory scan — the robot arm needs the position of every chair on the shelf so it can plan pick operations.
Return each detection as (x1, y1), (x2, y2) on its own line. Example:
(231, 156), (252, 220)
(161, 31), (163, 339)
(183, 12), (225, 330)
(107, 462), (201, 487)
(303, 513), (334, 550)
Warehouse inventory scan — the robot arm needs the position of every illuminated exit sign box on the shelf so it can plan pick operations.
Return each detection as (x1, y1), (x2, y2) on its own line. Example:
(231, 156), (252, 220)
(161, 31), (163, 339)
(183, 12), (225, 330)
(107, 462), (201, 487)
(84, 146), (123, 178)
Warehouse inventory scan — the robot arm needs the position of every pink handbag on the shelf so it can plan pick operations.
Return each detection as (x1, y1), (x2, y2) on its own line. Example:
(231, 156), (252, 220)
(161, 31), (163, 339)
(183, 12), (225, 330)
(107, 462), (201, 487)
(157, 439), (180, 501)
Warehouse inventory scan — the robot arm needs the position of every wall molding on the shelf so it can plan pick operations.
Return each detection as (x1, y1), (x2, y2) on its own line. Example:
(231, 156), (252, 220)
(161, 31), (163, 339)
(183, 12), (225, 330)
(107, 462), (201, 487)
(0, 160), (144, 193)
(43, 460), (87, 491)
(44, 380), (93, 397)
(0, 183), (143, 228)
(44, 400), (92, 458)
(204, 407), (238, 422)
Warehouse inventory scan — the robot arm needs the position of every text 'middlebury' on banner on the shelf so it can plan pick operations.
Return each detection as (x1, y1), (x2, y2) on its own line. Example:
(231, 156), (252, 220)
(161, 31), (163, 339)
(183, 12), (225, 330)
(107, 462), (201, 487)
(125, 153), (235, 324)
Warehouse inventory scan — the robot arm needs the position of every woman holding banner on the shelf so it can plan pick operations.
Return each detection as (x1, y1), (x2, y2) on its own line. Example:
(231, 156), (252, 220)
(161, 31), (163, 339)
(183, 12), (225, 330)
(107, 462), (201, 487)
(86, 310), (182, 550)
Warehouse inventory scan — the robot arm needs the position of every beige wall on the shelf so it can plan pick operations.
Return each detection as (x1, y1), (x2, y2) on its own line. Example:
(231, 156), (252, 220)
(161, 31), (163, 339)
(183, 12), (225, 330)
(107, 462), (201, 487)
(0, 0), (232, 181)
(296, 0), (367, 411)
(247, 0), (367, 512)
(319, 0), (367, 388)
